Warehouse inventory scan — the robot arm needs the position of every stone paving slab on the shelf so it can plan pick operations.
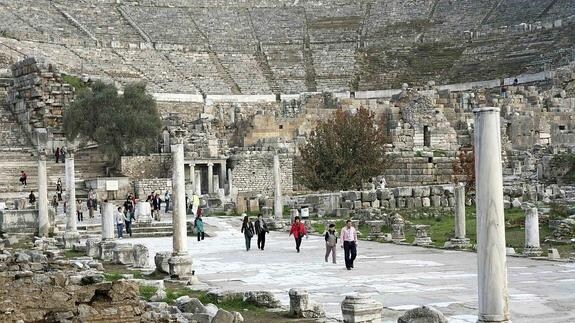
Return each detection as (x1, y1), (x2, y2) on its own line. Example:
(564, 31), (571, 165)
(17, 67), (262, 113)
(129, 216), (575, 323)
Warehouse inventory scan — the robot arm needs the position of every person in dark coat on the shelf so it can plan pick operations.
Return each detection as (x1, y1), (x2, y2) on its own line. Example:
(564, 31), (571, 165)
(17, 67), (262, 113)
(240, 214), (255, 251)
(254, 214), (269, 250)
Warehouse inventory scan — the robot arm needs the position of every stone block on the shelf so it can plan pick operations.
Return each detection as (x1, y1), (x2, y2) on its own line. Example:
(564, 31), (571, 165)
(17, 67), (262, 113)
(113, 243), (134, 265)
(448, 197), (455, 207)
(342, 191), (360, 201)
(406, 198), (415, 209)
(288, 289), (325, 319)
(154, 251), (171, 274)
(248, 198), (259, 213)
(440, 197), (449, 207)
(413, 197), (422, 208)
(381, 200), (390, 208)
(396, 198), (406, 209)
(362, 202), (371, 209)
(353, 201), (362, 209)
(212, 309), (234, 323)
(431, 186), (443, 195)
(379, 189), (392, 200)
(371, 200), (380, 208)
(99, 241), (117, 262)
(361, 191), (377, 202)
(394, 187), (413, 197)
(86, 238), (101, 258)
(397, 306), (448, 323)
(168, 254), (193, 278)
(342, 201), (354, 209)
(244, 291), (281, 308)
(133, 244), (149, 268)
(388, 198), (396, 209)
(177, 297), (206, 314)
(341, 295), (382, 323)
(548, 248), (561, 260)
(413, 186), (430, 197)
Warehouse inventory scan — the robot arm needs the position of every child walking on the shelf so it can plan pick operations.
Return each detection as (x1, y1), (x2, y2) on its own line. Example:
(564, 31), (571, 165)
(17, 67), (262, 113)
(324, 223), (338, 264)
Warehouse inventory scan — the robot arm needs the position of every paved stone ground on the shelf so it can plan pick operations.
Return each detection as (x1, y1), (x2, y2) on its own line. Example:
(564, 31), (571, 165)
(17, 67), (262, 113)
(126, 216), (574, 323)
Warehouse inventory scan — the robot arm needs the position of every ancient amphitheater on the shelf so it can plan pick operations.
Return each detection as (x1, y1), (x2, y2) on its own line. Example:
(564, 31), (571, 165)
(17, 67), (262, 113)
(0, 0), (574, 94)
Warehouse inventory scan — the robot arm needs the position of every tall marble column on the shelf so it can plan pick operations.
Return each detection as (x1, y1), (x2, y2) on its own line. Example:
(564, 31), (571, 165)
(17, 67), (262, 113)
(195, 170), (202, 195)
(207, 163), (214, 194)
(474, 107), (511, 323)
(524, 208), (542, 256)
(101, 202), (115, 240)
(37, 149), (49, 237)
(227, 168), (234, 197)
(168, 129), (193, 278)
(273, 154), (283, 220)
(447, 183), (471, 248)
(64, 147), (79, 248)
(219, 162), (226, 192)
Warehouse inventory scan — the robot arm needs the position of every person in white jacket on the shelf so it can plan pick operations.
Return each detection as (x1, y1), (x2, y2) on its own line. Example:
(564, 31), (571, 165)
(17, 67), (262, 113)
(115, 206), (126, 239)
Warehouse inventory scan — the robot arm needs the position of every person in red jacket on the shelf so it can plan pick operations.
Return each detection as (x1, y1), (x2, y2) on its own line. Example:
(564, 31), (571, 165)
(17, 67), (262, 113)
(289, 216), (308, 253)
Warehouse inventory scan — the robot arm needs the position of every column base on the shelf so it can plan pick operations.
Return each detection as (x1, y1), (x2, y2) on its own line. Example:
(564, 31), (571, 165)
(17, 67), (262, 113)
(523, 246), (543, 257)
(445, 238), (472, 249)
(168, 253), (193, 279)
(414, 237), (433, 246)
(63, 231), (80, 249)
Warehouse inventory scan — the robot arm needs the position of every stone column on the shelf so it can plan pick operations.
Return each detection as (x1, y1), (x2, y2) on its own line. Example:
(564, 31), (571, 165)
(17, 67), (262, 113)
(64, 147), (79, 248)
(447, 183), (471, 248)
(273, 154), (283, 220)
(524, 208), (542, 256)
(37, 149), (49, 237)
(219, 161), (226, 192)
(207, 163), (214, 194)
(168, 129), (193, 278)
(101, 202), (115, 240)
(474, 107), (511, 323)
(195, 170), (202, 195)
(341, 295), (383, 323)
(227, 168), (234, 197)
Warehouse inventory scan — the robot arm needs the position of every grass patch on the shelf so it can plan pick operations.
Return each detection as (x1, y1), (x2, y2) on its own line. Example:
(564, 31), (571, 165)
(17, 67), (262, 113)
(139, 286), (158, 301)
(63, 249), (85, 259)
(62, 74), (88, 92)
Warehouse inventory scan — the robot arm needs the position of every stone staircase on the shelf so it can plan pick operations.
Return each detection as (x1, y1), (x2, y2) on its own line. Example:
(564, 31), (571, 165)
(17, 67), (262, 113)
(0, 104), (108, 202)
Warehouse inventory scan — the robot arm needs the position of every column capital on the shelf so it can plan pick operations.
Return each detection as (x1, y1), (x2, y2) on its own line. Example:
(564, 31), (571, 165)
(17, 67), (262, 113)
(207, 162), (214, 167)
(170, 128), (187, 145)
(38, 149), (47, 161)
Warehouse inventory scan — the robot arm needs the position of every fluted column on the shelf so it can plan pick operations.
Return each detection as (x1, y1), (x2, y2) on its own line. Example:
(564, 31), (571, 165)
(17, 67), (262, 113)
(168, 129), (193, 278)
(524, 208), (542, 256)
(474, 107), (510, 323)
(207, 163), (214, 194)
(273, 154), (283, 220)
(64, 147), (79, 248)
(37, 149), (49, 237)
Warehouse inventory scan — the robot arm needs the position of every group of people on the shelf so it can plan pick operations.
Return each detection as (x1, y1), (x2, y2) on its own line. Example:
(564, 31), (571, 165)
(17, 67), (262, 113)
(54, 146), (67, 163)
(145, 190), (171, 221)
(240, 215), (359, 270)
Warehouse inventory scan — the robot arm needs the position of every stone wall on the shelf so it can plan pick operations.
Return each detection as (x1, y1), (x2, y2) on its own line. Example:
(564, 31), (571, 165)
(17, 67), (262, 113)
(287, 184), (459, 216)
(120, 154), (172, 180)
(0, 209), (39, 236)
(6, 57), (74, 149)
(232, 151), (293, 195)
(134, 178), (172, 199)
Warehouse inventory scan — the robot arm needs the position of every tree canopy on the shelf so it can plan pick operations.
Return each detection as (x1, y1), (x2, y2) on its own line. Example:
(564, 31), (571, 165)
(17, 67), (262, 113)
(298, 107), (390, 191)
(63, 81), (162, 164)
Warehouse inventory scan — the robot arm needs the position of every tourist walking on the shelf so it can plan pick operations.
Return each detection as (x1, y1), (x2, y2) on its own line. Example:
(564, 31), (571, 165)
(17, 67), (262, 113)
(115, 206), (126, 239)
(124, 196), (135, 222)
(28, 191), (36, 205)
(87, 197), (95, 219)
(324, 223), (338, 264)
(340, 219), (358, 270)
(289, 216), (308, 253)
(51, 195), (58, 215)
(152, 193), (161, 221)
(194, 213), (205, 241)
(164, 190), (171, 213)
(124, 206), (133, 237)
(19, 170), (27, 186)
(55, 147), (60, 163)
(76, 199), (84, 222)
(56, 178), (63, 201)
(254, 214), (269, 250)
(241, 214), (255, 251)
